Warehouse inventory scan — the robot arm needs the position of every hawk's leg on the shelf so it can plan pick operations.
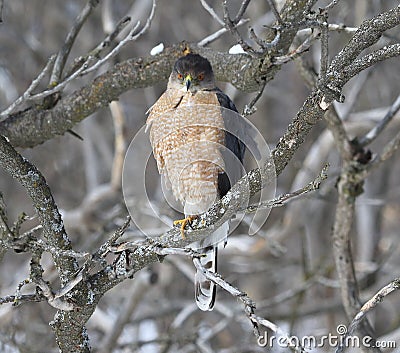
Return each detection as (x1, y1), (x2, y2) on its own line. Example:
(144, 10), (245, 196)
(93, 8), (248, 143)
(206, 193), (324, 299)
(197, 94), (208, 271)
(173, 215), (197, 238)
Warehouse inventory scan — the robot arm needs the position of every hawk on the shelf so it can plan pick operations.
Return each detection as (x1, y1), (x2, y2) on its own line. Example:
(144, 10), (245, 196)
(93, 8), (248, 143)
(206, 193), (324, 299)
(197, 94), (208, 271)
(146, 53), (245, 311)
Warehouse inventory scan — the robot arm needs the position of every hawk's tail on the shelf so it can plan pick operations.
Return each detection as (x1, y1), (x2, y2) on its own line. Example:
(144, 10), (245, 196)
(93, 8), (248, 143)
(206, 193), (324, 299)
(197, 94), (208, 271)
(195, 245), (217, 311)
(194, 223), (228, 311)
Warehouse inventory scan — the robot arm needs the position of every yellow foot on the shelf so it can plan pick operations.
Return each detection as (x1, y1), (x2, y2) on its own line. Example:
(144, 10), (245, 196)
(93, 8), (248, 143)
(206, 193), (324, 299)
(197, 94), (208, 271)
(173, 216), (197, 238)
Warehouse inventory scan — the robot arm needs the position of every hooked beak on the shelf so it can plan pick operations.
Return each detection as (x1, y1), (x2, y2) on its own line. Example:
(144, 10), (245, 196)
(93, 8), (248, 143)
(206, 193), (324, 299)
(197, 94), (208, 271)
(184, 74), (192, 91)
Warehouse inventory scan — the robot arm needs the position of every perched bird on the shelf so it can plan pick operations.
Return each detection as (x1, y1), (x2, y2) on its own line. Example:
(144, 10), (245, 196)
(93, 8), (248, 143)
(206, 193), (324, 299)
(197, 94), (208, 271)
(146, 53), (245, 311)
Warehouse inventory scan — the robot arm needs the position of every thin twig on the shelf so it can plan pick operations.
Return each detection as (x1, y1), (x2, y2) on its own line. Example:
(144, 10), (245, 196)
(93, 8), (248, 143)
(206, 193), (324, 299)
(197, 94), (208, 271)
(245, 164), (328, 213)
(319, 11), (329, 81)
(88, 16), (132, 59)
(5, 17), (145, 104)
(336, 278), (400, 353)
(242, 80), (267, 116)
(233, 0), (251, 24)
(326, 23), (357, 33)
(100, 270), (153, 353)
(348, 278), (400, 336)
(222, 0), (253, 53)
(0, 55), (56, 118)
(22, 59), (89, 102)
(81, 0), (156, 76)
(358, 94), (400, 147)
(63, 16), (131, 80)
(342, 44), (400, 85)
(0, 293), (43, 305)
(249, 26), (281, 51)
(365, 129), (400, 174)
(199, 0), (224, 25)
(273, 30), (320, 65)
(30, 254), (76, 311)
(110, 101), (127, 189)
(0, 16), (134, 117)
(198, 18), (249, 47)
(50, 0), (100, 84)
(266, 0), (283, 25)
(192, 257), (305, 352)
(325, 0), (341, 11)
(95, 216), (131, 258)
(79, 21), (141, 76)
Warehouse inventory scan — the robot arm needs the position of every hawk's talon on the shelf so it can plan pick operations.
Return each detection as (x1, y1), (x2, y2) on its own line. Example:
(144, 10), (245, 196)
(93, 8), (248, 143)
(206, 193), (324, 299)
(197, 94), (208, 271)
(173, 216), (197, 238)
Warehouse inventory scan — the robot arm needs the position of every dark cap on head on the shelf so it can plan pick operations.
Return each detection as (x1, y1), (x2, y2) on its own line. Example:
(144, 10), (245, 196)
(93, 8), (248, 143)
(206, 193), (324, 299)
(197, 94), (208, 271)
(173, 54), (213, 75)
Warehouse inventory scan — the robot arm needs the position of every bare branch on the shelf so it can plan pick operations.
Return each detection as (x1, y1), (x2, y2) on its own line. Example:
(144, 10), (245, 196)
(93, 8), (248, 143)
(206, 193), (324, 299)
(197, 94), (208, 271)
(358, 94), (400, 147)
(81, 0), (156, 76)
(99, 270), (154, 353)
(327, 6), (400, 89)
(0, 55), (57, 118)
(50, 0), (100, 84)
(22, 57), (91, 102)
(242, 80), (267, 116)
(336, 278), (400, 353)
(246, 164), (328, 212)
(266, 0), (283, 25)
(273, 30), (320, 65)
(349, 278), (400, 335)
(30, 254), (76, 311)
(8, 2), (398, 149)
(325, 0), (341, 11)
(233, 0), (251, 24)
(0, 293), (43, 306)
(0, 16), (134, 118)
(0, 135), (93, 351)
(110, 101), (127, 189)
(342, 44), (400, 84)
(222, 0), (253, 53)
(86, 16), (132, 60)
(199, 0), (224, 25)
(0, 135), (76, 283)
(249, 26), (281, 51)
(198, 19), (249, 47)
(192, 258), (306, 352)
(319, 11), (329, 80)
(1, 2), (400, 353)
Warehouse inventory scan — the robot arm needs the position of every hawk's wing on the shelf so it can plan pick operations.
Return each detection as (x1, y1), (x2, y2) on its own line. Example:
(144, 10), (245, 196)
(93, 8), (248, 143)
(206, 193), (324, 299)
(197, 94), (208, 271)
(215, 88), (261, 197)
(214, 89), (246, 198)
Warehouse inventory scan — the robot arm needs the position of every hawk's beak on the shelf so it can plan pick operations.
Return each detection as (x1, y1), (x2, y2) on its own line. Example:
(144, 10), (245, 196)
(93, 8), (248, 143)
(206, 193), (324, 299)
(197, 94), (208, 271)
(184, 75), (192, 91)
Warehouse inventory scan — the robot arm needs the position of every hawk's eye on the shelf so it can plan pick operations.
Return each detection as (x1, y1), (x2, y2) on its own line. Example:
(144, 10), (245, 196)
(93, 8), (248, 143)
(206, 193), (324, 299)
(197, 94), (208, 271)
(197, 73), (205, 81)
(177, 73), (183, 80)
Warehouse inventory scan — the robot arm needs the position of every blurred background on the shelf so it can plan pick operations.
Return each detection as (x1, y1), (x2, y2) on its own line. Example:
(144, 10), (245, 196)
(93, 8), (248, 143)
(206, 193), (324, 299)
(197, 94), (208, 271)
(0, 0), (400, 352)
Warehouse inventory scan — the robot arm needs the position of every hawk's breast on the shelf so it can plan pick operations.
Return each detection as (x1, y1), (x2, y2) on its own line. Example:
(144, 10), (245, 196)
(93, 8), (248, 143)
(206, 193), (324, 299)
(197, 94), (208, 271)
(147, 89), (226, 215)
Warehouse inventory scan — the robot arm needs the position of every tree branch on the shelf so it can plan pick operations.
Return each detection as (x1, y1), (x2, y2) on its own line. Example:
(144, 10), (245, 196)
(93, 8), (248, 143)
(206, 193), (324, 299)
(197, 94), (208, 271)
(0, 135), (76, 283)
(336, 278), (400, 353)
(0, 43), (263, 148)
(50, 0), (100, 84)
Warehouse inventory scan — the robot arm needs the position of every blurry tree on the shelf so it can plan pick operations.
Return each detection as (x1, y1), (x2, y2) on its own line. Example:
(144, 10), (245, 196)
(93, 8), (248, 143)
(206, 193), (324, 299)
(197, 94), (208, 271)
(0, 0), (400, 352)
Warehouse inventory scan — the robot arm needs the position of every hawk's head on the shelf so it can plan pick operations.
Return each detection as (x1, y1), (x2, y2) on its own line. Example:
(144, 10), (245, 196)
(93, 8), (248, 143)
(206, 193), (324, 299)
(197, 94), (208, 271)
(168, 54), (215, 93)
